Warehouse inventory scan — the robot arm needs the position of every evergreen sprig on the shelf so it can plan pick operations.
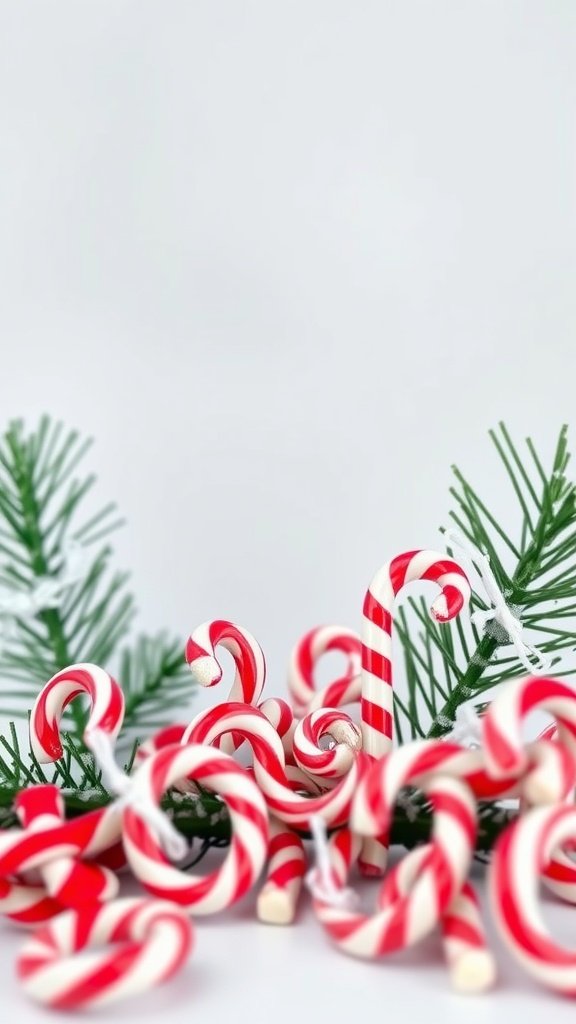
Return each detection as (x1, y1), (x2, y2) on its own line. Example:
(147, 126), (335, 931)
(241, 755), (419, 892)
(0, 417), (197, 743)
(393, 423), (576, 742)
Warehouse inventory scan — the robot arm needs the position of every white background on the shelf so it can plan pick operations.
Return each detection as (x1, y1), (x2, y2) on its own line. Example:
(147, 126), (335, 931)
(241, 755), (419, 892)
(1, 2), (576, 1020)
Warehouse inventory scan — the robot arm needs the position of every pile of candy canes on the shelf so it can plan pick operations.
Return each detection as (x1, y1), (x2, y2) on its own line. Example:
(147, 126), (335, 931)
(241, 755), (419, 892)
(3, 548), (576, 1009)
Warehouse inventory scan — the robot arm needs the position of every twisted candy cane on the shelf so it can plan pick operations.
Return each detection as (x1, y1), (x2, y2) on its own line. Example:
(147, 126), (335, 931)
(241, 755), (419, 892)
(14, 785), (118, 910)
(123, 743), (268, 914)
(257, 818), (307, 925)
(17, 897), (194, 1009)
(489, 804), (576, 995)
(184, 702), (366, 829)
(185, 619), (265, 703)
(378, 843), (495, 993)
(30, 663), (125, 763)
(311, 768), (476, 964)
(288, 626), (361, 716)
(360, 549), (471, 874)
(482, 676), (576, 800)
(353, 737), (576, 828)
(292, 708), (362, 782)
(134, 724), (188, 766)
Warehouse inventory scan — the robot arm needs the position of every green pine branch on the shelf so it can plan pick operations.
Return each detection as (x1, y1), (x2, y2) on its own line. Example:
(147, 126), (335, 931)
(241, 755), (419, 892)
(392, 424), (576, 742)
(0, 417), (197, 743)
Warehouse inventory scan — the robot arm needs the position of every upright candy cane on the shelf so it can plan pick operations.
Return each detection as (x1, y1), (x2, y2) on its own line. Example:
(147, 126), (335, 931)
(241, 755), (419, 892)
(30, 663), (125, 763)
(489, 804), (576, 996)
(288, 626), (361, 716)
(17, 898), (194, 1009)
(360, 549), (471, 873)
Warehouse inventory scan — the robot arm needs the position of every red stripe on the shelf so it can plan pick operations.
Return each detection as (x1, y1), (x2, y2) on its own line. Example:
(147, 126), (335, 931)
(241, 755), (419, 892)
(361, 646), (392, 682)
(362, 591), (392, 633)
(360, 698), (392, 738)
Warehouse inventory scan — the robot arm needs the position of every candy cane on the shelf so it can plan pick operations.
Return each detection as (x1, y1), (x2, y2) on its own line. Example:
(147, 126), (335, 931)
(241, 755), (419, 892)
(30, 663), (125, 763)
(134, 724), (189, 766)
(291, 707), (362, 782)
(183, 702), (365, 829)
(0, 876), (61, 927)
(0, 801), (123, 879)
(310, 768), (476, 964)
(14, 785), (118, 910)
(122, 743), (268, 914)
(360, 549), (471, 874)
(489, 803), (576, 995)
(378, 843), (495, 992)
(353, 737), (576, 833)
(288, 626), (361, 716)
(257, 818), (307, 925)
(482, 676), (576, 799)
(17, 897), (194, 1009)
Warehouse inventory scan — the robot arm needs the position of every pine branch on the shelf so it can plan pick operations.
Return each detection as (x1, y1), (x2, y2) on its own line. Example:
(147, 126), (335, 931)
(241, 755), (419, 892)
(0, 417), (196, 744)
(118, 634), (196, 745)
(391, 425), (576, 740)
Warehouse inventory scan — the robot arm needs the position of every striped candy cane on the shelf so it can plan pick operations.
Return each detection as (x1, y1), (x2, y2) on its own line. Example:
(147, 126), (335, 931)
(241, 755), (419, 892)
(185, 619), (265, 702)
(123, 743), (268, 914)
(17, 897), (194, 1009)
(482, 675), (576, 801)
(353, 737), (576, 832)
(134, 724), (189, 766)
(257, 818), (307, 925)
(489, 803), (576, 995)
(184, 702), (366, 830)
(14, 785), (118, 910)
(30, 663), (125, 763)
(288, 626), (362, 716)
(377, 843), (495, 993)
(360, 549), (471, 874)
(291, 707), (362, 782)
(310, 769), (476, 964)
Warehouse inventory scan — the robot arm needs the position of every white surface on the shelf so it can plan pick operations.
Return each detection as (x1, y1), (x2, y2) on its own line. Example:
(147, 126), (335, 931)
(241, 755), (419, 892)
(1, 0), (576, 1019)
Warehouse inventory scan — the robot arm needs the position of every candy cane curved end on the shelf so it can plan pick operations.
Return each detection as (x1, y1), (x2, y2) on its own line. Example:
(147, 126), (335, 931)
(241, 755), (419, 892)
(489, 804), (576, 995)
(17, 898), (194, 1009)
(482, 676), (576, 781)
(30, 664), (125, 764)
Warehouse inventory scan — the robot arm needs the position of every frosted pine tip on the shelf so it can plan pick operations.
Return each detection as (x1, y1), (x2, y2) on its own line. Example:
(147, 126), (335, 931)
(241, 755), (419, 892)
(449, 949), (497, 994)
(188, 655), (222, 688)
(257, 886), (296, 926)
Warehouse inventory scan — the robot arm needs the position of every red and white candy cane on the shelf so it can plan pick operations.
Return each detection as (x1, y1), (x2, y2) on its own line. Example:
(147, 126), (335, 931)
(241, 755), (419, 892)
(377, 843), (495, 993)
(257, 818), (307, 925)
(14, 785), (118, 910)
(489, 803), (576, 996)
(360, 549), (471, 874)
(123, 742), (268, 914)
(291, 707), (362, 783)
(353, 737), (576, 830)
(134, 724), (188, 767)
(310, 764), (476, 968)
(0, 785), (123, 927)
(482, 675), (576, 801)
(17, 897), (194, 1009)
(30, 663), (125, 763)
(184, 702), (366, 830)
(288, 626), (361, 716)
(185, 619), (265, 748)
